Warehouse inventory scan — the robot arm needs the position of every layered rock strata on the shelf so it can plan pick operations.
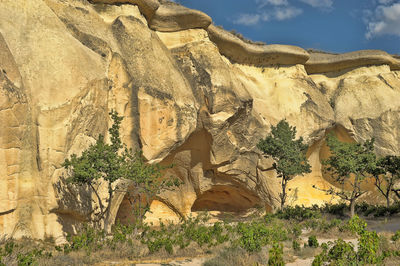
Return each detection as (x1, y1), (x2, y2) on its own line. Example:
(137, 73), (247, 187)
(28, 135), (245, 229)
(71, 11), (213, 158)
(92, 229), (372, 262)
(207, 24), (310, 66)
(306, 50), (400, 74)
(0, 0), (400, 241)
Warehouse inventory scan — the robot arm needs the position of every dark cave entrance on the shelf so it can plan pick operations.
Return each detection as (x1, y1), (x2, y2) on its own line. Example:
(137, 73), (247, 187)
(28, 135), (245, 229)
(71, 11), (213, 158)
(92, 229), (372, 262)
(191, 185), (261, 212)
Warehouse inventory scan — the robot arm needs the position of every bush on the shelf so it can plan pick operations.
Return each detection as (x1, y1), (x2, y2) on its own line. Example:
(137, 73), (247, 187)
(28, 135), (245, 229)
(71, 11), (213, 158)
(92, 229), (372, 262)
(275, 205), (320, 221)
(355, 202), (400, 217)
(141, 214), (231, 254)
(392, 230), (400, 241)
(313, 215), (385, 265)
(268, 242), (284, 266)
(320, 203), (348, 216)
(64, 225), (105, 254)
(312, 239), (357, 266)
(308, 235), (319, 248)
(292, 240), (301, 251)
(358, 230), (383, 264)
(236, 220), (287, 252)
(291, 224), (302, 239)
(346, 215), (367, 235)
(315, 218), (342, 233)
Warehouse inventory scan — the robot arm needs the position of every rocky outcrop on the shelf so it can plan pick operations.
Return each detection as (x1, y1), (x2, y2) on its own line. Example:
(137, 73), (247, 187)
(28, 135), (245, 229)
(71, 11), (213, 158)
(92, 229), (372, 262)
(90, 0), (160, 20)
(149, 2), (212, 32)
(207, 24), (310, 66)
(1, 0), (400, 241)
(305, 50), (400, 74)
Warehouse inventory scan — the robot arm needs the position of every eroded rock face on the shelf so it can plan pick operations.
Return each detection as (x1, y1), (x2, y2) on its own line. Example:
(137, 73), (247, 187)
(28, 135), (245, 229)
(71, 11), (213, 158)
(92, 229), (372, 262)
(90, 0), (160, 20)
(1, 0), (400, 240)
(306, 50), (400, 74)
(207, 24), (310, 66)
(149, 2), (212, 32)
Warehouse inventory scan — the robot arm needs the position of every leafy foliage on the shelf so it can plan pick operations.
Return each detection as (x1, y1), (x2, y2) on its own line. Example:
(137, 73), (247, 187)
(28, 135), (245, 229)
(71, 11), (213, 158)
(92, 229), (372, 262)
(313, 216), (386, 265)
(392, 230), (400, 242)
(275, 205), (321, 221)
(258, 120), (311, 209)
(316, 133), (376, 217)
(312, 239), (357, 266)
(63, 110), (177, 228)
(292, 239), (301, 251)
(346, 215), (367, 235)
(308, 235), (319, 248)
(370, 155), (400, 208)
(268, 242), (284, 266)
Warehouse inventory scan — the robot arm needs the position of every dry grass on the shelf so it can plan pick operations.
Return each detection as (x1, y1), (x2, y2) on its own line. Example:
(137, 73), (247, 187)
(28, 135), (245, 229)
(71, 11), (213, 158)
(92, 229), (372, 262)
(203, 246), (268, 266)
(2, 209), (400, 265)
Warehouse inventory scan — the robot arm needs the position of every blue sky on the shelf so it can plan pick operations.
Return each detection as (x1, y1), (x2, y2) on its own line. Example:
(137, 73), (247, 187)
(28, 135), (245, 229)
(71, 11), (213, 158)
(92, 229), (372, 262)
(174, 0), (400, 54)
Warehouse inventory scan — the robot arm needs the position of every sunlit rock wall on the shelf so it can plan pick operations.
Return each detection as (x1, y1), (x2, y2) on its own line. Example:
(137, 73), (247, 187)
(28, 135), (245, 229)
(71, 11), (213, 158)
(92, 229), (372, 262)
(0, 0), (400, 240)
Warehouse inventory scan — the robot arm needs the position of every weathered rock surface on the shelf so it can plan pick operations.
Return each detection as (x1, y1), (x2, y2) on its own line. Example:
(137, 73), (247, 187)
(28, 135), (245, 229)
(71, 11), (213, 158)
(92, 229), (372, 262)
(306, 50), (400, 74)
(90, 0), (160, 20)
(207, 24), (310, 66)
(149, 2), (212, 32)
(1, 0), (400, 240)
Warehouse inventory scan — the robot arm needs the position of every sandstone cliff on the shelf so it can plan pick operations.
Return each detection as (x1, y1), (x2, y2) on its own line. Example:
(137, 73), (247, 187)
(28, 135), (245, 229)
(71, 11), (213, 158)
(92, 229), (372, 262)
(1, 0), (400, 241)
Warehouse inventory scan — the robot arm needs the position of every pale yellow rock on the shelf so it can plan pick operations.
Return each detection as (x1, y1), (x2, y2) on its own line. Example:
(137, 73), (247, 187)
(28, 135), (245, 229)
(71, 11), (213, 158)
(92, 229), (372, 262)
(1, 0), (400, 241)
(149, 3), (212, 32)
(90, 0), (160, 20)
(156, 29), (209, 49)
(207, 24), (310, 66)
(306, 50), (400, 74)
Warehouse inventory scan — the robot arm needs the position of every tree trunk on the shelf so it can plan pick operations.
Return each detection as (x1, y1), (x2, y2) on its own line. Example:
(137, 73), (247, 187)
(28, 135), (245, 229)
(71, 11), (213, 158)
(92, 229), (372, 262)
(386, 196), (390, 209)
(280, 177), (287, 210)
(350, 199), (356, 218)
(104, 186), (114, 234)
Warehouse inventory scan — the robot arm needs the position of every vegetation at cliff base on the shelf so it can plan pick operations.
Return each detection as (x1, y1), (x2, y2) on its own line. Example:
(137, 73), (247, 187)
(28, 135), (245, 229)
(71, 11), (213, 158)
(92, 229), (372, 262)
(2, 205), (400, 265)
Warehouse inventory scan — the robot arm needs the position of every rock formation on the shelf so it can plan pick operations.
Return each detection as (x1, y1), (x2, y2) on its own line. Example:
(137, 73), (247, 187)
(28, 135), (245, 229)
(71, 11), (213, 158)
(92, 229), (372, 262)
(0, 0), (400, 241)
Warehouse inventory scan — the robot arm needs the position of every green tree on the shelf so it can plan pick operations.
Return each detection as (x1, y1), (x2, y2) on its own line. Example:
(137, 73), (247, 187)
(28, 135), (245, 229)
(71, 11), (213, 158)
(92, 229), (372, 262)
(370, 155), (400, 208)
(63, 110), (176, 230)
(257, 120), (311, 210)
(316, 134), (376, 217)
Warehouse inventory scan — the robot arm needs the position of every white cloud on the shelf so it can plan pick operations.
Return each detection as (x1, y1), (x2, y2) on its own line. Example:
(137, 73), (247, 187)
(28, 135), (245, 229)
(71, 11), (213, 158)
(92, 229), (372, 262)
(365, 3), (400, 39)
(274, 6), (303, 20)
(234, 0), (305, 26)
(235, 14), (262, 25)
(256, 0), (289, 7)
(299, 0), (333, 8)
(234, 6), (302, 25)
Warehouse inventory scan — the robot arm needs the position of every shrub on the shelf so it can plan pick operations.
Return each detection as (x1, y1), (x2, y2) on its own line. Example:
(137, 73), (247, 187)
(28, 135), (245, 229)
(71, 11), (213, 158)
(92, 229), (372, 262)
(64, 225), (105, 254)
(292, 240), (301, 251)
(275, 205), (321, 221)
(358, 230), (383, 264)
(308, 235), (319, 248)
(321, 203), (348, 216)
(346, 215), (367, 235)
(392, 230), (400, 241)
(312, 239), (357, 266)
(236, 222), (269, 252)
(236, 220), (287, 252)
(291, 224), (302, 239)
(268, 242), (284, 266)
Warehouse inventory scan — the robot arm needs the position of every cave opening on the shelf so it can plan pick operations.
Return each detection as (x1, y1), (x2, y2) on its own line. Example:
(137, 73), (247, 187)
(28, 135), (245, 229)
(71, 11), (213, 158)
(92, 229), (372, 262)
(191, 185), (261, 212)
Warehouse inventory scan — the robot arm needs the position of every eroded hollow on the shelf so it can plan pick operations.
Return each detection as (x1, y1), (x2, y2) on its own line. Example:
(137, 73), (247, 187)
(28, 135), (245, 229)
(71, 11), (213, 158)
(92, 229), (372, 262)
(191, 185), (260, 212)
(115, 193), (136, 226)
